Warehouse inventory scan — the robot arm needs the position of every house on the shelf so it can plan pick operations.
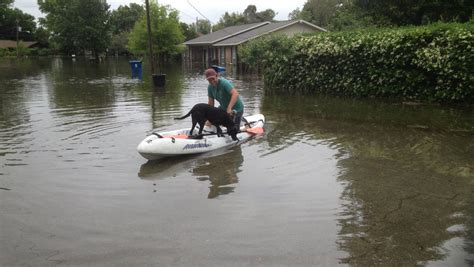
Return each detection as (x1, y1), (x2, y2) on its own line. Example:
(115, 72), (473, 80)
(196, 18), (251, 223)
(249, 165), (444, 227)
(183, 20), (326, 68)
(0, 40), (39, 49)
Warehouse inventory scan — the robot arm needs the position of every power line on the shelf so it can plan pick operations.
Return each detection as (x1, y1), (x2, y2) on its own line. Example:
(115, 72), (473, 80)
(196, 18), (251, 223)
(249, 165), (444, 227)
(186, 0), (213, 23)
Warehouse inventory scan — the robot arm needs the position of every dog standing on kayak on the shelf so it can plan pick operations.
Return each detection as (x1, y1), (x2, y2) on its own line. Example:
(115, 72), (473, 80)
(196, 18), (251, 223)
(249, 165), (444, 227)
(174, 103), (239, 141)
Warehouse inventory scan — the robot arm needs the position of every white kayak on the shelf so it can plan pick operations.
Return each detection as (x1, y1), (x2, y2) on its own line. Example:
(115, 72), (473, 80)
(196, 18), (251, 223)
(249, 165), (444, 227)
(137, 114), (265, 160)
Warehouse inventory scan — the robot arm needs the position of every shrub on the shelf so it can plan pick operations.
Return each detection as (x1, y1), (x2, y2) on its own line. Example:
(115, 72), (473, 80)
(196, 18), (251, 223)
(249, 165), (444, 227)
(241, 22), (473, 103)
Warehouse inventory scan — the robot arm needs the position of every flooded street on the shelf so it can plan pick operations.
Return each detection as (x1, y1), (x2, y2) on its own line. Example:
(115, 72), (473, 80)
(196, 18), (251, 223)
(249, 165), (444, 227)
(1, 58), (473, 266)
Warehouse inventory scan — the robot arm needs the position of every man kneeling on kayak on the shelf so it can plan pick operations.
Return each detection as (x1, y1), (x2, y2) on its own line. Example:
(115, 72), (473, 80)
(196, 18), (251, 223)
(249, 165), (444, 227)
(205, 68), (245, 131)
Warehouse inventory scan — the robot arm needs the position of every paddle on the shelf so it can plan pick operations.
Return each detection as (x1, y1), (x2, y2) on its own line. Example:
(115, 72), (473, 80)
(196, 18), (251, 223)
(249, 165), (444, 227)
(245, 127), (264, 135)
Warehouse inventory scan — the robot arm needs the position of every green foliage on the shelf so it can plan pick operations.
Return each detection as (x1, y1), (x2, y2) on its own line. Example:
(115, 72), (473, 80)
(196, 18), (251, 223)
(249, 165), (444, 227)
(38, 0), (111, 56)
(27, 47), (51, 56)
(300, 0), (342, 28)
(195, 19), (211, 34)
(180, 22), (198, 41)
(242, 23), (474, 103)
(109, 3), (144, 34)
(127, 3), (184, 57)
(0, 6), (36, 41)
(107, 3), (144, 55)
(213, 12), (247, 31)
(291, 0), (474, 31)
(243, 5), (275, 23)
(255, 9), (276, 22)
(288, 8), (303, 20)
(34, 26), (50, 47)
(0, 48), (14, 57)
(327, 4), (378, 31)
(109, 32), (129, 55)
(213, 5), (276, 30)
(0, 0), (13, 7)
(352, 0), (473, 26)
(0, 42), (29, 57)
(239, 35), (296, 71)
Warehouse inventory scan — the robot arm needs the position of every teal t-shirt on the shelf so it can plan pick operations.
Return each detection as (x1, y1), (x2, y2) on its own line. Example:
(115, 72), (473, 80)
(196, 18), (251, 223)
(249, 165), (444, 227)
(207, 77), (244, 112)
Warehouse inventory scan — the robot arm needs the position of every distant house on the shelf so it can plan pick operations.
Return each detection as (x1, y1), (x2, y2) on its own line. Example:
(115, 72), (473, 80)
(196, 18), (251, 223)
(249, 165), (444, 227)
(183, 20), (326, 68)
(0, 40), (39, 49)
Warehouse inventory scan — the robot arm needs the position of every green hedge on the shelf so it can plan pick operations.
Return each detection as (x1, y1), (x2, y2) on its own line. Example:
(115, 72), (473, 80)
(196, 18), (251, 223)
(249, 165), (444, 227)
(240, 22), (473, 103)
(0, 47), (52, 57)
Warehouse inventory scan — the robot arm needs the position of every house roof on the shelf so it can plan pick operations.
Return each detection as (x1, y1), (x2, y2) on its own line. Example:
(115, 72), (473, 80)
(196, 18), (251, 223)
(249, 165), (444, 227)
(213, 20), (327, 46)
(0, 40), (38, 48)
(183, 22), (270, 46)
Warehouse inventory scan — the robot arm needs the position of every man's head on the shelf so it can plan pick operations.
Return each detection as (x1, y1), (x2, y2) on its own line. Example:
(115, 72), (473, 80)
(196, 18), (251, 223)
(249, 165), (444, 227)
(205, 68), (218, 87)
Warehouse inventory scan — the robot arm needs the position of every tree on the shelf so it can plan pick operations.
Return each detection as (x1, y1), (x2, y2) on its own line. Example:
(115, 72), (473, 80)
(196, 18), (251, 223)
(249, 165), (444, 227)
(293, 0), (473, 30)
(194, 19), (212, 34)
(110, 3), (144, 34)
(213, 5), (276, 30)
(38, 0), (111, 56)
(0, 0), (13, 8)
(127, 3), (184, 60)
(299, 0), (343, 27)
(107, 3), (144, 55)
(351, 0), (473, 26)
(180, 22), (197, 41)
(256, 9), (276, 22)
(109, 31), (129, 56)
(243, 5), (276, 23)
(327, 4), (372, 31)
(213, 12), (246, 31)
(288, 7), (303, 20)
(243, 5), (258, 23)
(180, 19), (211, 35)
(34, 26), (50, 47)
(0, 0), (12, 13)
(0, 3), (36, 41)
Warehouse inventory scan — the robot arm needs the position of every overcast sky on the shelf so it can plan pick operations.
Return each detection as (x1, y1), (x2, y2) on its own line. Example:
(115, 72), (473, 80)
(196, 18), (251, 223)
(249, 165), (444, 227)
(13, 0), (307, 24)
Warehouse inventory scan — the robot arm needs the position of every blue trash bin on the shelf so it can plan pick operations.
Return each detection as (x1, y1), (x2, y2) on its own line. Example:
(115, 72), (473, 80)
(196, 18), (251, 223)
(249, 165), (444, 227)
(211, 65), (226, 74)
(129, 60), (143, 79)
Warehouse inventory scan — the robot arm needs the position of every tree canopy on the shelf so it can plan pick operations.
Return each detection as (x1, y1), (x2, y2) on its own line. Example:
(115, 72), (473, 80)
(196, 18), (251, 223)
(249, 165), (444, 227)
(0, 0), (13, 8)
(190, 19), (212, 35)
(109, 3), (144, 34)
(289, 0), (474, 31)
(213, 5), (276, 31)
(0, 1), (36, 41)
(107, 3), (144, 55)
(127, 3), (184, 58)
(38, 0), (111, 56)
(351, 0), (473, 26)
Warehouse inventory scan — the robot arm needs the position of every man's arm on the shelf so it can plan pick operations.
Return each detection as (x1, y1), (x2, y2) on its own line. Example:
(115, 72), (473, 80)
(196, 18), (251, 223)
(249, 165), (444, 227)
(227, 88), (239, 114)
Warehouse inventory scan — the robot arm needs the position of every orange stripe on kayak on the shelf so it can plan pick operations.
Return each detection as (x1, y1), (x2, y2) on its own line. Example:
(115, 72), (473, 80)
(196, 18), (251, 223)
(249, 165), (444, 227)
(162, 134), (189, 139)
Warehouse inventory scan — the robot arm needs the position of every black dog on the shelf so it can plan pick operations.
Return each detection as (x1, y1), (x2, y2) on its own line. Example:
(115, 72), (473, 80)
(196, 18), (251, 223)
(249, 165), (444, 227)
(174, 103), (239, 141)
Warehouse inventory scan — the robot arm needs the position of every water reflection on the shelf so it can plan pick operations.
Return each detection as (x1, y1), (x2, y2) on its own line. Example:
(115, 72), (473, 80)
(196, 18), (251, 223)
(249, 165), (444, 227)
(149, 86), (183, 130)
(0, 57), (157, 166)
(465, 196), (474, 266)
(138, 154), (196, 179)
(0, 59), (51, 129)
(193, 147), (244, 199)
(261, 93), (474, 265)
(138, 147), (244, 199)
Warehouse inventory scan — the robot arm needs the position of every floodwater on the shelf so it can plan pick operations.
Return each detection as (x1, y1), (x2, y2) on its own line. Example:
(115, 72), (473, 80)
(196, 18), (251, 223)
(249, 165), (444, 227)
(0, 58), (472, 266)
